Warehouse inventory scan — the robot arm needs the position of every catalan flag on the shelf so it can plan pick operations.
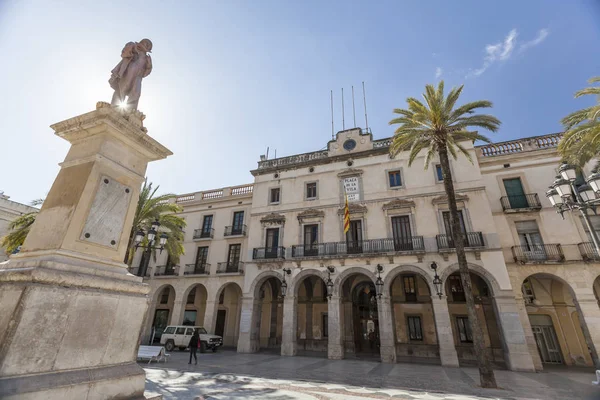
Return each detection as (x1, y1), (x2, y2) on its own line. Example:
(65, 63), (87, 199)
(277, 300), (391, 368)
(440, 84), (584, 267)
(343, 193), (350, 234)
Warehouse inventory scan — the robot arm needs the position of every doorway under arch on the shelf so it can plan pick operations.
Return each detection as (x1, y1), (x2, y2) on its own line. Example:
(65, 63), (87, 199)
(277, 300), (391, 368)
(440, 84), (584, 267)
(182, 284), (208, 327)
(296, 275), (329, 355)
(340, 273), (378, 358)
(521, 274), (594, 366)
(445, 272), (505, 367)
(257, 277), (283, 352)
(215, 282), (242, 347)
(389, 273), (438, 364)
(149, 284), (175, 344)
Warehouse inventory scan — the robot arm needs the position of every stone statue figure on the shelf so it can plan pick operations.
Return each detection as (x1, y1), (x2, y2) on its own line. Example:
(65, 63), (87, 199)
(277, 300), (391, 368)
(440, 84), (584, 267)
(109, 39), (153, 110)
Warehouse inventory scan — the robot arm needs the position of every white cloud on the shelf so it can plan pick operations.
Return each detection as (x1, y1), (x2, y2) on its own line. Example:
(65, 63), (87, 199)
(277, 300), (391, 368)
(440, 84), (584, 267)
(435, 67), (443, 79)
(519, 28), (549, 52)
(469, 28), (549, 77)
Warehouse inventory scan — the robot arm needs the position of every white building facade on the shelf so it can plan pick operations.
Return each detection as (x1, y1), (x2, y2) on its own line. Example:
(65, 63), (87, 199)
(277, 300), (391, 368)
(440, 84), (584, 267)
(137, 129), (600, 371)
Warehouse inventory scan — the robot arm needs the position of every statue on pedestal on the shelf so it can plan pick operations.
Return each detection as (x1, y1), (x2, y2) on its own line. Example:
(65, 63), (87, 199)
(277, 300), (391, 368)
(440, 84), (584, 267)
(109, 39), (153, 110)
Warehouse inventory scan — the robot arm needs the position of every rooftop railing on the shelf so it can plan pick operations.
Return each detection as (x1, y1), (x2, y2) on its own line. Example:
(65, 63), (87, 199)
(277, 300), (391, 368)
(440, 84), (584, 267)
(477, 133), (562, 157)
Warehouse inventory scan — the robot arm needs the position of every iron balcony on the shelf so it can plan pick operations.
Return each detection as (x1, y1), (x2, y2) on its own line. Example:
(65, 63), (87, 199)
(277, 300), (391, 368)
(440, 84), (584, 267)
(500, 194), (542, 211)
(578, 242), (600, 262)
(290, 237), (425, 258)
(216, 261), (244, 274)
(436, 232), (485, 250)
(184, 263), (210, 275)
(252, 247), (286, 260)
(511, 244), (564, 263)
(224, 224), (247, 236)
(193, 228), (214, 239)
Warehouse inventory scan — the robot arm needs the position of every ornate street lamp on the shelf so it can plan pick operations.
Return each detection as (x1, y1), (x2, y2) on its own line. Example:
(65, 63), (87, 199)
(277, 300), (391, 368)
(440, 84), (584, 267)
(135, 219), (168, 277)
(430, 262), (443, 299)
(325, 266), (335, 299)
(375, 264), (384, 298)
(546, 163), (600, 256)
(280, 268), (291, 297)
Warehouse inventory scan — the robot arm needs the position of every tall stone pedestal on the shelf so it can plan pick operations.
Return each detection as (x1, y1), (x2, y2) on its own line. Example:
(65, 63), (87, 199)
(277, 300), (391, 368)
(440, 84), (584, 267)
(0, 102), (171, 399)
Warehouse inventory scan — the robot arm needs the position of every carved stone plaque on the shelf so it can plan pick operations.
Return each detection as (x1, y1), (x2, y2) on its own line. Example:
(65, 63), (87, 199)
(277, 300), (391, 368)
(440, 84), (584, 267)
(80, 176), (132, 248)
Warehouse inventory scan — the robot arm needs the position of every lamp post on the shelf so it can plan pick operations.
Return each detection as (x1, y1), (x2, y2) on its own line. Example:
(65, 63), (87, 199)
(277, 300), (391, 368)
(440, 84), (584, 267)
(375, 264), (384, 298)
(280, 268), (291, 297)
(325, 266), (335, 299)
(135, 219), (168, 277)
(546, 163), (600, 256)
(430, 262), (443, 299)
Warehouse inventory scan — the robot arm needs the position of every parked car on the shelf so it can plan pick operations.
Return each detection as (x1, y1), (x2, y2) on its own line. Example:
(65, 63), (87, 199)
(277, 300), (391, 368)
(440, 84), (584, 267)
(160, 326), (223, 352)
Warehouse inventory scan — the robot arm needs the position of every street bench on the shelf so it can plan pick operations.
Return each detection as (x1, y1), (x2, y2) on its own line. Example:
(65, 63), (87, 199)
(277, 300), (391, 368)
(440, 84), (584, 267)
(137, 345), (170, 364)
(593, 370), (600, 385)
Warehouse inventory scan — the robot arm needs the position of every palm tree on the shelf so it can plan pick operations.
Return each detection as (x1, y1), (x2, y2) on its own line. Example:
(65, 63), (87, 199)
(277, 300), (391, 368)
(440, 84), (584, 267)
(558, 76), (600, 167)
(125, 180), (186, 267)
(389, 81), (500, 388)
(0, 199), (43, 255)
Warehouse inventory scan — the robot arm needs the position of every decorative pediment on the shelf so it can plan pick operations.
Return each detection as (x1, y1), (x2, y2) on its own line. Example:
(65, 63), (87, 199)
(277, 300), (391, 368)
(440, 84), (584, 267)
(337, 168), (364, 177)
(337, 203), (368, 215)
(382, 198), (415, 211)
(432, 193), (469, 204)
(260, 213), (286, 225)
(297, 209), (325, 222)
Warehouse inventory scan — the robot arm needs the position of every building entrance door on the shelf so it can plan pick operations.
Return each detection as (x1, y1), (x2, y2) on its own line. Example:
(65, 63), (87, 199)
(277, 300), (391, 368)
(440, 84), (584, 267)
(530, 314), (563, 364)
(215, 309), (226, 338)
(352, 282), (379, 356)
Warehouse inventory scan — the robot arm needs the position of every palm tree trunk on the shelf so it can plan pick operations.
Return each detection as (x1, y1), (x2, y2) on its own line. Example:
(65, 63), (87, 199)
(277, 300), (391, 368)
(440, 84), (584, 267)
(438, 145), (497, 388)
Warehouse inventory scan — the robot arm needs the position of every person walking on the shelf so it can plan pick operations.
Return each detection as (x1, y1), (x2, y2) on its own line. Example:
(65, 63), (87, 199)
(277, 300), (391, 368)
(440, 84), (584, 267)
(189, 329), (200, 365)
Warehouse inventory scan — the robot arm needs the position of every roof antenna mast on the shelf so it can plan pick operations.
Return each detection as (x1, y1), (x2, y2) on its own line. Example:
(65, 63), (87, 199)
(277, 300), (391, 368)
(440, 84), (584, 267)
(362, 81), (369, 132)
(330, 90), (334, 140)
(352, 85), (357, 128)
(341, 88), (345, 130)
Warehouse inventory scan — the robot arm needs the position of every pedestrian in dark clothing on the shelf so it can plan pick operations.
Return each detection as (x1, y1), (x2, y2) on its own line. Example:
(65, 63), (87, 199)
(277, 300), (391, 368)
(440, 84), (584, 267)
(189, 329), (200, 365)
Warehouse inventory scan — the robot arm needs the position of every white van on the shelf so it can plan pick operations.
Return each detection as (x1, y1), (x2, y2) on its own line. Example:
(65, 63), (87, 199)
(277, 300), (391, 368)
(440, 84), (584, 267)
(160, 326), (223, 352)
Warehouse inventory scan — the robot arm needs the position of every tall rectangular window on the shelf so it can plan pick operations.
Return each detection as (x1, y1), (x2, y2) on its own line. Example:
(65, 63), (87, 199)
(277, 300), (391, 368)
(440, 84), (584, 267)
(391, 215), (412, 250)
(227, 244), (241, 267)
(270, 188), (280, 204)
(306, 182), (317, 199)
(456, 316), (473, 343)
(503, 178), (528, 208)
(195, 246), (209, 267)
(265, 228), (280, 258)
(232, 211), (244, 234)
(388, 170), (402, 188)
(435, 164), (444, 182)
(515, 220), (543, 251)
(346, 220), (363, 254)
(202, 215), (213, 233)
(304, 224), (318, 256)
(580, 215), (600, 243)
(407, 316), (423, 341)
(403, 275), (417, 302)
(442, 211), (467, 236)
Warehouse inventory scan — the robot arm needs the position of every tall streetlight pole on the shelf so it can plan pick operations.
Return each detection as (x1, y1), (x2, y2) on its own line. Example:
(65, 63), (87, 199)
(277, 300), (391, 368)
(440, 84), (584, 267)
(134, 219), (168, 277)
(546, 163), (600, 255)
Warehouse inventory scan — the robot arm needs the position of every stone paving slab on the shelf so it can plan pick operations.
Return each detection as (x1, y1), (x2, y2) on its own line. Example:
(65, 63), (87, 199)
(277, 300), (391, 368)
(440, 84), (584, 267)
(142, 350), (600, 400)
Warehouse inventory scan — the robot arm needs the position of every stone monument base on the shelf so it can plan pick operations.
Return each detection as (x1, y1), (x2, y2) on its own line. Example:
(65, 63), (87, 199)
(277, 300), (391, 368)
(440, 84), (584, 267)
(0, 254), (156, 399)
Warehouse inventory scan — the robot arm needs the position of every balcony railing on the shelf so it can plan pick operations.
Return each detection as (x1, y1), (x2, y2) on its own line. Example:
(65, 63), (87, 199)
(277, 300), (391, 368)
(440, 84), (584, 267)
(193, 228), (214, 239)
(436, 232), (485, 250)
(224, 224), (247, 236)
(155, 265), (178, 276)
(500, 194), (542, 211)
(290, 237), (425, 258)
(216, 262), (244, 274)
(184, 263), (210, 275)
(253, 247), (286, 260)
(578, 242), (600, 261)
(512, 244), (564, 263)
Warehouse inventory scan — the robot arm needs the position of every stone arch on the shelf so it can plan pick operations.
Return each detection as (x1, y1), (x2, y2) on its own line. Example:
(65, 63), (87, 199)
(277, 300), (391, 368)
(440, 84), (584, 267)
(248, 270), (284, 298)
(383, 264), (435, 297)
(332, 266), (376, 297)
(290, 269), (328, 297)
(440, 262), (501, 296)
(152, 284), (176, 303)
(181, 282), (209, 302)
(215, 281), (243, 301)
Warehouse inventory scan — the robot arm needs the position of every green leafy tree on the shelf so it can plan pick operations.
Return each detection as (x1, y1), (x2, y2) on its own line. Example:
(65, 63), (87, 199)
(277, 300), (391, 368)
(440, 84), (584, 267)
(558, 77), (600, 167)
(389, 81), (500, 388)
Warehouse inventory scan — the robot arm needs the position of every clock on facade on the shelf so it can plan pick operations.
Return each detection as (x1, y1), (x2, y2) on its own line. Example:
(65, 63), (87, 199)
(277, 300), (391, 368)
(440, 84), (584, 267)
(343, 139), (356, 151)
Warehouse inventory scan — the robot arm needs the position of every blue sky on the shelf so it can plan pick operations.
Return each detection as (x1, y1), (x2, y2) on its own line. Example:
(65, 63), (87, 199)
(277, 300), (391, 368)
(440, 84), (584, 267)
(1, 0), (599, 204)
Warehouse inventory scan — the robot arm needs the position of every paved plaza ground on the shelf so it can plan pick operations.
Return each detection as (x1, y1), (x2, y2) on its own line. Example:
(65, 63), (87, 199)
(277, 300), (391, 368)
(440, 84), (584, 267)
(141, 349), (600, 400)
